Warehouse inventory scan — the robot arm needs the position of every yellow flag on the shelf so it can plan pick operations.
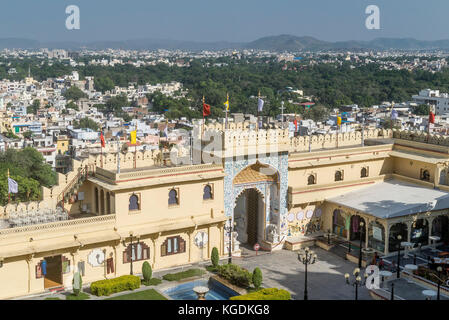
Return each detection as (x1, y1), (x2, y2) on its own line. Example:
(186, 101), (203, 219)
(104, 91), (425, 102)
(224, 98), (229, 111)
(130, 130), (137, 145)
(337, 116), (342, 126)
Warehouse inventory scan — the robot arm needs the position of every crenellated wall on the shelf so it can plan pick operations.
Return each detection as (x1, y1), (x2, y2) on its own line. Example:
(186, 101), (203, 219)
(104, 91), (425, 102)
(289, 129), (393, 153)
(0, 149), (163, 218)
(393, 129), (449, 147)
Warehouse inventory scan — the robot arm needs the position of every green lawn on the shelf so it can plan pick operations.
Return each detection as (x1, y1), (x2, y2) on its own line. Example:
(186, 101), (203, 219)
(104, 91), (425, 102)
(142, 277), (162, 286)
(44, 297), (61, 300)
(105, 289), (167, 300)
(162, 268), (205, 281)
(66, 292), (90, 300)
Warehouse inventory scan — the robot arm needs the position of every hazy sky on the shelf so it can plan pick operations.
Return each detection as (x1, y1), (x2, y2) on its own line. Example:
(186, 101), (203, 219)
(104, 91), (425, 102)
(0, 0), (447, 42)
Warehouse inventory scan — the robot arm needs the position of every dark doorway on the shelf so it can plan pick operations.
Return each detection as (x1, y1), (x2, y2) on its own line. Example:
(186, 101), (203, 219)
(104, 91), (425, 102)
(44, 255), (63, 289)
(350, 215), (366, 242)
(432, 216), (449, 244)
(246, 189), (259, 246)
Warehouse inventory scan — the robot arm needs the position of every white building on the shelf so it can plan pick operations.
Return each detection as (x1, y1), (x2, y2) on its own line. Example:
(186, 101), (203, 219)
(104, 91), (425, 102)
(412, 89), (449, 115)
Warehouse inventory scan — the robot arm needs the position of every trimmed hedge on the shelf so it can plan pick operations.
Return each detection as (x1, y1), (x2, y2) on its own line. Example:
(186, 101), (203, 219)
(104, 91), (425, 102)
(217, 264), (252, 288)
(90, 275), (141, 296)
(230, 288), (291, 300)
(211, 247), (219, 267)
(252, 268), (263, 290)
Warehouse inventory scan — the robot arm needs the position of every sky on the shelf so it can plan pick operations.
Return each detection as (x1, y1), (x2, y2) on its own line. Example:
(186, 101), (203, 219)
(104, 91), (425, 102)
(0, 0), (447, 43)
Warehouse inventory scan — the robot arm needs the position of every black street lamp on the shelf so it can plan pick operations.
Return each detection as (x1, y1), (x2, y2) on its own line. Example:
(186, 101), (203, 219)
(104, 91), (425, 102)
(396, 234), (402, 278)
(391, 283), (395, 300)
(344, 267), (366, 300)
(431, 266), (443, 300)
(358, 221), (365, 268)
(123, 232), (139, 275)
(298, 247), (317, 300)
(224, 218), (236, 264)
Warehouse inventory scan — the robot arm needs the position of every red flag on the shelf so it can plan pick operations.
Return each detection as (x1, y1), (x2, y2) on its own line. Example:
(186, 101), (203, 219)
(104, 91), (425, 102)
(293, 119), (298, 132)
(429, 111), (435, 124)
(203, 103), (211, 117)
(100, 132), (105, 148)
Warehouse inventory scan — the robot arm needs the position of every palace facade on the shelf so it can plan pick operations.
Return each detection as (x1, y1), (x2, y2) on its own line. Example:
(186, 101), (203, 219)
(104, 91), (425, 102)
(1, 123), (449, 299)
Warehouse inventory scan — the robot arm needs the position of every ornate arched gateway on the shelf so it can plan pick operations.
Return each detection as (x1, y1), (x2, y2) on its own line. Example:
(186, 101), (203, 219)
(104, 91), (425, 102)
(224, 155), (289, 252)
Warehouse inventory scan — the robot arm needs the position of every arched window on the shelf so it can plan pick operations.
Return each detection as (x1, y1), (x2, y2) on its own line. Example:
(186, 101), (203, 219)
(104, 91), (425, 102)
(361, 167), (368, 178)
(421, 169), (430, 181)
(168, 189), (178, 205)
(203, 185), (213, 200)
(129, 194), (139, 211)
(335, 171), (343, 182)
(307, 174), (316, 185)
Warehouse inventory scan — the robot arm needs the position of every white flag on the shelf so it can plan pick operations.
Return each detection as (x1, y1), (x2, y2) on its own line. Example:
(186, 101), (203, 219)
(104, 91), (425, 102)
(391, 109), (398, 120)
(8, 177), (18, 194)
(257, 98), (264, 112)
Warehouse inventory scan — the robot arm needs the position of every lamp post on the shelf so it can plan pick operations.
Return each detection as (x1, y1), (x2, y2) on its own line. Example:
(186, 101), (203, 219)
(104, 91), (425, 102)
(431, 266), (443, 300)
(358, 221), (365, 268)
(344, 267), (366, 300)
(124, 232), (138, 275)
(298, 247), (317, 300)
(391, 282), (395, 300)
(224, 218), (235, 264)
(396, 234), (402, 279)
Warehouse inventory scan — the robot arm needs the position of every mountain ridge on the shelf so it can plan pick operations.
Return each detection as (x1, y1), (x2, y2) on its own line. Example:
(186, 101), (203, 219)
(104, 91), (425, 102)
(1, 35), (449, 51)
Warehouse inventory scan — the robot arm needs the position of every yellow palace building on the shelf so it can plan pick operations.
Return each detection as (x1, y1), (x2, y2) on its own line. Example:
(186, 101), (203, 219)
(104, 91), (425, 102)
(1, 123), (449, 298)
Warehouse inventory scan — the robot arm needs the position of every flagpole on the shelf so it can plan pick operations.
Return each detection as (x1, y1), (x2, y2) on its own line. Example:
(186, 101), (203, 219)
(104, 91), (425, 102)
(7, 168), (10, 204)
(225, 93), (229, 130)
(257, 90), (260, 131)
(361, 116), (365, 147)
(134, 126), (137, 169)
(202, 96), (205, 164)
(117, 136), (121, 174)
(336, 115), (339, 149)
(100, 131), (103, 168)
(202, 96), (205, 138)
(280, 101), (285, 128)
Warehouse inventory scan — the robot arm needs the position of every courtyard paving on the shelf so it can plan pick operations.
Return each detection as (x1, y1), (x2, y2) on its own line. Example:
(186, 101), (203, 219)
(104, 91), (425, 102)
(232, 247), (372, 300)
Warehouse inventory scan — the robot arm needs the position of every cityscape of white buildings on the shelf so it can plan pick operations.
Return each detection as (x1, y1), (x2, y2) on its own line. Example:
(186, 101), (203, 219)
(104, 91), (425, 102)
(0, 47), (449, 172)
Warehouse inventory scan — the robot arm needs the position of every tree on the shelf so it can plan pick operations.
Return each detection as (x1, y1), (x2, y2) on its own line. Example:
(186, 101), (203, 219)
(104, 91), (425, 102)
(73, 272), (82, 296)
(94, 77), (115, 93)
(211, 247), (219, 268)
(412, 104), (430, 116)
(27, 99), (40, 115)
(66, 101), (79, 111)
(303, 105), (330, 122)
(22, 131), (32, 139)
(63, 86), (87, 101)
(252, 268), (263, 290)
(381, 118), (401, 130)
(142, 261), (152, 285)
(73, 117), (99, 131)
(0, 147), (57, 205)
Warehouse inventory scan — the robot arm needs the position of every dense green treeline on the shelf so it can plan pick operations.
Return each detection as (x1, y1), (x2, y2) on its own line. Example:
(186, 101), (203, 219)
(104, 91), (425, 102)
(2, 57), (449, 119)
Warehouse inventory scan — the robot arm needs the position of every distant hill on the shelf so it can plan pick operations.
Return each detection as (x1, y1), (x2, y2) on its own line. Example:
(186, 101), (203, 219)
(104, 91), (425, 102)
(246, 34), (332, 50)
(2, 34), (449, 51)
